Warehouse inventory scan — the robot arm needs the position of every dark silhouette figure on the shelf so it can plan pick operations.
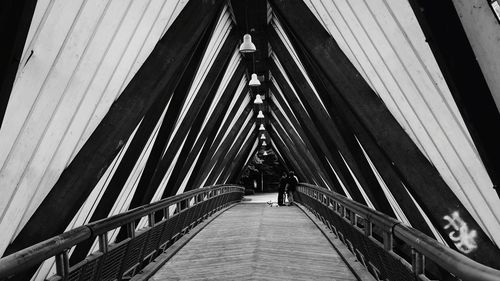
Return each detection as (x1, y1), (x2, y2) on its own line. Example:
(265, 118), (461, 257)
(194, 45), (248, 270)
(278, 172), (287, 206)
(286, 171), (298, 205)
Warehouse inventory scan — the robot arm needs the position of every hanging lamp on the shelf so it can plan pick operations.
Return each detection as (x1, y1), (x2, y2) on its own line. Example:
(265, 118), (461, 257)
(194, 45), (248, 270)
(260, 134), (266, 140)
(249, 73), (260, 87)
(253, 94), (263, 104)
(259, 124), (265, 130)
(262, 141), (267, 146)
(257, 110), (264, 118)
(263, 150), (268, 156)
(239, 34), (256, 53)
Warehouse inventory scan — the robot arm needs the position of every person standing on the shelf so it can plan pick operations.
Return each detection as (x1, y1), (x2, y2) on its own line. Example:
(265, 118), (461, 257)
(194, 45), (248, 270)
(278, 172), (287, 206)
(286, 171), (298, 205)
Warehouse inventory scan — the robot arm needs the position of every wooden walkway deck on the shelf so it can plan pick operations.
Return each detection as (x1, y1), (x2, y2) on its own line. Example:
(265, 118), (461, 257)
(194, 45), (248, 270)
(150, 201), (358, 281)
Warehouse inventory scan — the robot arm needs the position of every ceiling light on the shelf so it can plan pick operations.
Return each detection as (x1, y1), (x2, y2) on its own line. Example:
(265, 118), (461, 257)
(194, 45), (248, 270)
(253, 94), (263, 104)
(239, 34), (256, 53)
(249, 73), (260, 87)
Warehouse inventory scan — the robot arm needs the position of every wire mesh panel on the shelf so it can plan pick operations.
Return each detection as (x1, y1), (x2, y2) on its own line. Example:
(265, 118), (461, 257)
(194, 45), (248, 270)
(70, 253), (103, 281)
(119, 231), (148, 278)
(295, 184), (499, 281)
(0, 185), (244, 281)
(141, 222), (166, 261)
(98, 241), (129, 281)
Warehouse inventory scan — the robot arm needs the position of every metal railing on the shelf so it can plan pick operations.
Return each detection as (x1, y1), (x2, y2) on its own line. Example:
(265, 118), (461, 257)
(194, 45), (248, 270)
(0, 185), (244, 281)
(296, 183), (500, 281)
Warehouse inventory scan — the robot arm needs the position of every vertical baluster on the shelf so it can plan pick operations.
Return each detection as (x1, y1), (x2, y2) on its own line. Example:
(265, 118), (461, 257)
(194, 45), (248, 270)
(365, 219), (372, 237)
(55, 250), (69, 280)
(412, 248), (425, 276)
(148, 213), (155, 227)
(165, 206), (170, 220)
(99, 233), (108, 253)
(350, 212), (356, 225)
(383, 230), (393, 251)
(127, 221), (136, 239)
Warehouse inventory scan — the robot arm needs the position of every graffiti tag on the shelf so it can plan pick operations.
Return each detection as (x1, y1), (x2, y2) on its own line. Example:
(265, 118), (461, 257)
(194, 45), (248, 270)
(443, 211), (477, 254)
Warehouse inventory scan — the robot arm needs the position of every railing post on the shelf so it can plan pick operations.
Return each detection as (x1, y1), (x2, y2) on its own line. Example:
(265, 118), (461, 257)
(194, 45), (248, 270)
(55, 250), (69, 280)
(99, 233), (108, 253)
(365, 219), (372, 236)
(127, 221), (136, 238)
(164, 206), (170, 220)
(383, 231), (393, 251)
(412, 248), (425, 276)
(349, 210), (356, 225)
(148, 213), (155, 227)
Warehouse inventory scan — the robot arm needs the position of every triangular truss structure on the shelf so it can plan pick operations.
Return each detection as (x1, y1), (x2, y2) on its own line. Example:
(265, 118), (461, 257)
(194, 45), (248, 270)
(1, 0), (500, 277)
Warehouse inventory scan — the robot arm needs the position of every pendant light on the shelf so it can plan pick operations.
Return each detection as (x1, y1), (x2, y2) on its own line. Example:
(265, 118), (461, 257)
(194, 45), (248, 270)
(239, 1), (256, 54)
(239, 34), (256, 53)
(257, 110), (264, 118)
(249, 73), (260, 87)
(262, 141), (267, 146)
(253, 94), (263, 104)
(260, 134), (266, 140)
(259, 124), (265, 130)
(263, 150), (268, 156)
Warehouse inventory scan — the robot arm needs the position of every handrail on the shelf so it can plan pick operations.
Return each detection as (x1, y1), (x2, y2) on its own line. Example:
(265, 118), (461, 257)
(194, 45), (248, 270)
(394, 224), (500, 281)
(0, 184), (244, 280)
(0, 227), (91, 278)
(296, 183), (500, 281)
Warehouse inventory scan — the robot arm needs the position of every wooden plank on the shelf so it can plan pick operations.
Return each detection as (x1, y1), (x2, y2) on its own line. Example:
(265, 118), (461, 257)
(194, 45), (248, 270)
(269, 115), (326, 186)
(270, 62), (365, 203)
(204, 117), (255, 185)
(69, 20), (219, 262)
(185, 84), (250, 190)
(267, 127), (312, 183)
(190, 104), (253, 189)
(269, 28), (394, 216)
(408, 0), (500, 198)
(6, 0), (225, 269)
(270, 0), (500, 266)
(289, 39), (434, 237)
(270, 102), (339, 192)
(152, 203), (358, 281)
(220, 131), (258, 184)
(128, 15), (221, 215)
(0, 0), (38, 128)
(165, 64), (247, 194)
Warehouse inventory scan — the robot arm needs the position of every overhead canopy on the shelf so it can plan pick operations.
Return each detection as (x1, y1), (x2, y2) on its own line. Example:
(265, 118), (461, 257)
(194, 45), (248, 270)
(0, 0), (500, 278)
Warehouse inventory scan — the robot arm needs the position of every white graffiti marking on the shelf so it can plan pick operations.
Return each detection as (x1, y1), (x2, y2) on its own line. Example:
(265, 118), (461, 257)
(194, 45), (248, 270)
(443, 211), (477, 254)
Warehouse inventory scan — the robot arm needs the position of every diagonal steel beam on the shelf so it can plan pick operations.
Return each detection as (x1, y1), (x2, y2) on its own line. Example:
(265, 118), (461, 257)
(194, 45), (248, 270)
(270, 0), (500, 266)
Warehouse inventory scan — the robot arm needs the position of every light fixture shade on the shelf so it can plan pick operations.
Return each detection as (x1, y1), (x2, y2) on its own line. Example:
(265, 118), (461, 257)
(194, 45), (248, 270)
(249, 73), (261, 87)
(257, 110), (264, 118)
(259, 124), (265, 130)
(262, 141), (267, 146)
(260, 134), (266, 140)
(263, 151), (268, 156)
(253, 94), (263, 104)
(239, 34), (256, 53)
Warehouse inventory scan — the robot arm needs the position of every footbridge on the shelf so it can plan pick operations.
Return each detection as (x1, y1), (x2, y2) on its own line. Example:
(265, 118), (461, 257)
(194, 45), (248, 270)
(1, 0), (500, 280)
(1, 184), (499, 281)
